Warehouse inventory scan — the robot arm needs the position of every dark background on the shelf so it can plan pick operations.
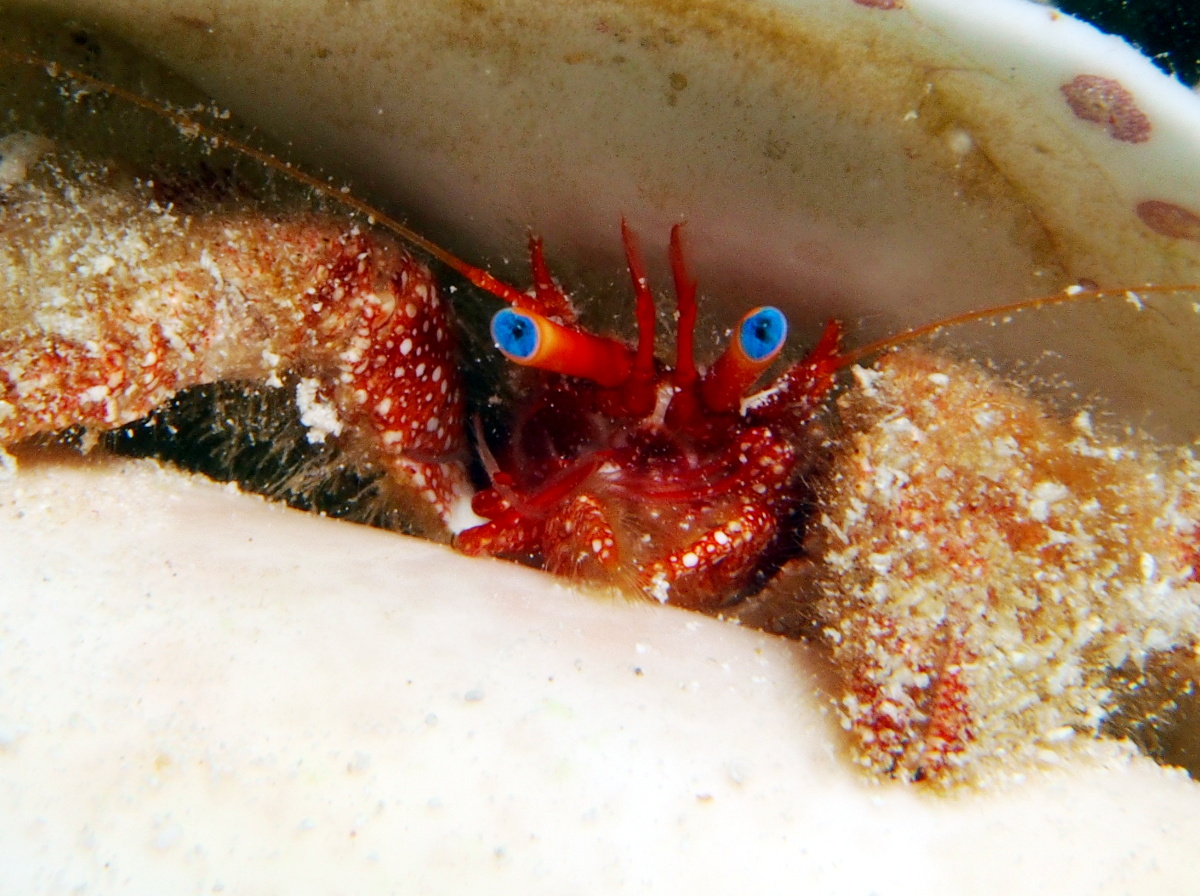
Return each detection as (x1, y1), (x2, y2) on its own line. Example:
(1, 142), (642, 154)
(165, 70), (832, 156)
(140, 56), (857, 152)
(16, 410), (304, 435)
(1056, 0), (1199, 85)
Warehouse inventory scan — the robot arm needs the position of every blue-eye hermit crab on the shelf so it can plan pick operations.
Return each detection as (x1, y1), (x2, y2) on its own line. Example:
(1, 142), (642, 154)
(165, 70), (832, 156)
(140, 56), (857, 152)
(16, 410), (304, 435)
(454, 222), (843, 610)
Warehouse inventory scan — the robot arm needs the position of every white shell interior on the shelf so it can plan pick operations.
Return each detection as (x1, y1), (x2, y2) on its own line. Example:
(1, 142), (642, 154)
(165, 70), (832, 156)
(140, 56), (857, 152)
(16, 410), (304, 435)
(23, 0), (1200, 431)
(5, 458), (1200, 894)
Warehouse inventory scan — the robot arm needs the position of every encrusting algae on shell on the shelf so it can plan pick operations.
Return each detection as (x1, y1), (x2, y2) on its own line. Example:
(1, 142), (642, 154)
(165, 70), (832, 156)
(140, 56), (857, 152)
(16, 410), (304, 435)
(806, 348), (1200, 786)
(0, 134), (474, 536)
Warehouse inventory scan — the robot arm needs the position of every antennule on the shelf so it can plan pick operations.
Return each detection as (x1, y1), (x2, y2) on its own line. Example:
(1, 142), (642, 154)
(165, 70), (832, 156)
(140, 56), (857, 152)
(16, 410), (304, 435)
(491, 308), (634, 387)
(669, 223), (699, 390)
(621, 220), (658, 381)
(701, 306), (788, 413)
(0, 47), (530, 310)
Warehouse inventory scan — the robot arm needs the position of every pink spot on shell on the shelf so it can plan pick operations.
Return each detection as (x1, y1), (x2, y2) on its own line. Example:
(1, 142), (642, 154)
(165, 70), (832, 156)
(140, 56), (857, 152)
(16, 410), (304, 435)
(853, 0), (902, 7)
(1136, 200), (1200, 242)
(1061, 75), (1151, 143)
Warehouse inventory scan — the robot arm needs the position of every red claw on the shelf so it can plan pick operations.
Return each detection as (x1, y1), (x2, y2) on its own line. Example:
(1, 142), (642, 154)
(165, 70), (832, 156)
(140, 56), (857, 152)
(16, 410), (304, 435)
(545, 493), (621, 579)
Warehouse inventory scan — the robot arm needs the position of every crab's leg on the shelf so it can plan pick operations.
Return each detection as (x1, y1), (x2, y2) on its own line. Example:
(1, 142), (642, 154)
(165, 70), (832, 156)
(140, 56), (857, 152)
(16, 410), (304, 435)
(454, 507), (547, 558)
(909, 636), (976, 782)
(834, 612), (978, 782)
(632, 420), (808, 608)
(456, 452), (614, 557)
(743, 319), (843, 421)
(544, 493), (621, 579)
(639, 500), (778, 610)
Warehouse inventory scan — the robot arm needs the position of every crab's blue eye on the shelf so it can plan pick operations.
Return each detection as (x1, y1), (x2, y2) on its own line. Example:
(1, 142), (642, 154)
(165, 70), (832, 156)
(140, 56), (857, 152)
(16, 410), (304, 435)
(738, 306), (787, 361)
(489, 306), (635, 386)
(492, 309), (539, 360)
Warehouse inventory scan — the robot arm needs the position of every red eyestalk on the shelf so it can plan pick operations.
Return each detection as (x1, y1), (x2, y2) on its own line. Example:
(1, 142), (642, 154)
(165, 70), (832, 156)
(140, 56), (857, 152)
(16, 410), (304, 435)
(491, 221), (662, 417)
(491, 307), (635, 387)
(700, 306), (789, 413)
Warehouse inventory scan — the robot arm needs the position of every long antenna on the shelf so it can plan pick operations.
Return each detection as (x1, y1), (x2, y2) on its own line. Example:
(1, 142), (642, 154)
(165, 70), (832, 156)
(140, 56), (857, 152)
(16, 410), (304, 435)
(0, 47), (527, 303)
(836, 284), (1200, 369)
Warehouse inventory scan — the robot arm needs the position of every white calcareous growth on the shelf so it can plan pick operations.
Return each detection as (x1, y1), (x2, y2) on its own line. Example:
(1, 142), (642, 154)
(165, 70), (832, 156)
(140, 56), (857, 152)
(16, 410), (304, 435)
(0, 134), (472, 534)
(810, 349), (1200, 786)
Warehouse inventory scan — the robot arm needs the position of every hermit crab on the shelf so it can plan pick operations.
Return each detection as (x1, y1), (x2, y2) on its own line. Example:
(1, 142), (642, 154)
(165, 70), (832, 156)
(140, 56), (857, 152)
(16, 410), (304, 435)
(3, 37), (1200, 789)
(454, 222), (843, 610)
